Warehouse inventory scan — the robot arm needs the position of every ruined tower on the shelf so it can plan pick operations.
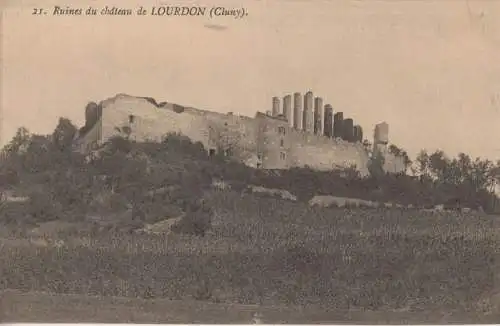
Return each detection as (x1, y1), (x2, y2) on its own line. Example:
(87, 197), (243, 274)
(324, 104), (333, 137)
(333, 112), (344, 139)
(353, 125), (363, 143)
(283, 95), (293, 127)
(303, 91), (314, 133)
(373, 122), (389, 155)
(272, 96), (281, 117)
(84, 101), (100, 128)
(293, 92), (303, 130)
(343, 118), (354, 142)
(314, 97), (324, 135)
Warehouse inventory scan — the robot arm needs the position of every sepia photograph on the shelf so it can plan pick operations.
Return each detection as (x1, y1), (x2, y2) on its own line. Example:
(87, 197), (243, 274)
(1, 0), (500, 323)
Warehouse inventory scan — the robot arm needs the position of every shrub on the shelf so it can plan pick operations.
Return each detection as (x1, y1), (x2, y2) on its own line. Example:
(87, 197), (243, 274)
(107, 135), (133, 153)
(161, 132), (208, 160)
(27, 191), (63, 222)
(0, 169), (19, 187)
(171, 201), (213, 237)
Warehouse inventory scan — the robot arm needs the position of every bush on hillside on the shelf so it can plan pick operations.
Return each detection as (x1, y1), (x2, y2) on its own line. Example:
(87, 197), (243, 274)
(129, 133), (207, 161)
(171, 200), (213, 237)
(161, 132), (208, 160)
(105, 135), (133, 154)
(3, 119), (499, 229)
(0, 169), (20, 188)
(26, 191), (64, 223)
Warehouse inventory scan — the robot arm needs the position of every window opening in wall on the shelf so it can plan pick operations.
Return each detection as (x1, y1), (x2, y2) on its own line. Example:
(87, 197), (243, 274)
(280, 139), (284, 147)
(280, 152), (286, 160)
(278, 126), (286, 135)
(128, 114), (135, 124)
(209, 149), (216, 157)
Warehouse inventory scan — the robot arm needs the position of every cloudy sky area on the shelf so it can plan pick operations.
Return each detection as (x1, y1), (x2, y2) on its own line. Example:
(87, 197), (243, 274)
(2, 0), (499, 161)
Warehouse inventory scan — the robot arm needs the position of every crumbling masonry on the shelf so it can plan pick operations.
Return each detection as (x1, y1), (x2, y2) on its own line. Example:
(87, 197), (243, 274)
(74, 92), (405, 176)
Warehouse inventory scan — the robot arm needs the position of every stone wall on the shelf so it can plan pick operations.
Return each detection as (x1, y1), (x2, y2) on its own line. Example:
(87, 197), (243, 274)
(255, 112), (290, 169)
(202, 111), (259, 167)
(100, 94), (210, 146)
(73, 115), (102, 153)
(78, 94), (260, 167)
(373, 143), (407, 174)
(383, 152), (406, 174)
(254, 113), (370, 175)
(287, 127), (370, 176)
(75, 94), (404, 176)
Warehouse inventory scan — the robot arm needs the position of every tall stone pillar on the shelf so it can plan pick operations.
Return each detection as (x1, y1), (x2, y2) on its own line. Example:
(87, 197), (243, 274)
(293, 92), (303, 130)
(353, 125), (363, 142)
(314, 97), (324, 135)
(343, 118), (354, 142)
(303, 91), (314, 133)
(283, 95), (293, 127)
(272, 97), (281, 117)
(333, 112), (344, 139)
(373, 122), (389, 154)
(324, 104), (333, 137)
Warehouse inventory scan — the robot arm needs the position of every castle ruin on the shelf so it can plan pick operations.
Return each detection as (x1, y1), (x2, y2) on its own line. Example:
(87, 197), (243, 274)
(73, 92), (406, 176)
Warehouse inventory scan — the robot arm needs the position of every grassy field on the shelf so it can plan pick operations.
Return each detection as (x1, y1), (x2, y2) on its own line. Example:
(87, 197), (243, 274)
(3, 290), (500, 323)
(1, 191), (500, 323)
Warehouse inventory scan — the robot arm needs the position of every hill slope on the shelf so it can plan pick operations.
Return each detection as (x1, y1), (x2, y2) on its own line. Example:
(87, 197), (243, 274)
(0, 131), (499, 319)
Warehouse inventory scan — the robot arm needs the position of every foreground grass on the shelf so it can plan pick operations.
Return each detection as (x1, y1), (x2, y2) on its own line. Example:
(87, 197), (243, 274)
(3, 289), (500, 323)
(1, 192), (499, 320)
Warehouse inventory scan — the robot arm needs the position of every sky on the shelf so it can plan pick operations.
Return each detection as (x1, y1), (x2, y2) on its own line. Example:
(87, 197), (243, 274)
(1, 0), (499, 161)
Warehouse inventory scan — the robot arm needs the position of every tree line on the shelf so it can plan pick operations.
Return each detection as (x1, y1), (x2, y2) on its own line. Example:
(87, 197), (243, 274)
(1, 117), (499, 217)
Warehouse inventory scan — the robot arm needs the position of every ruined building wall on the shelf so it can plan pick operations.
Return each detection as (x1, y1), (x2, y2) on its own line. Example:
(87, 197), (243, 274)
(372, 122), (406, 174)
(255, 113), (291, 169)
(76, 94), (404, 176)
(289, 126), (368, 175)
(200, 110), (259, 167)
(73, 102), (103, 153)
(261, 93), (405, 176)
(99, 94), (211, 146)
(74, 114), (103, 153)
(80, 94), (259, 167)
(384, 153), (406, 174)
(256, 113), (370, 176)
(289, 131), (370, 176)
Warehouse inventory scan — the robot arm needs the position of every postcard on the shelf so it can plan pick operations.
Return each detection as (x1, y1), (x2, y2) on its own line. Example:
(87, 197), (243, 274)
(1, 0), (499, 323)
